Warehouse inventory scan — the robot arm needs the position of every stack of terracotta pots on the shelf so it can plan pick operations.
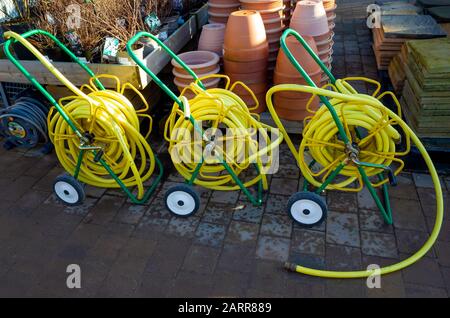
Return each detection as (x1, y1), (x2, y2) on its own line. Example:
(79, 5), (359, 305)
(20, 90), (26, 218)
(208, 0), (240, 24)
(223, 10), (268, 113)
(172, 51), (221, 99)
(290, 0), (331, 86)
(198, 23), (226, 59)
(273, 36), (321, 120)
(283, 0), (292, 26)
(239, 0), (284, 73)
(323, 0), (336, 32)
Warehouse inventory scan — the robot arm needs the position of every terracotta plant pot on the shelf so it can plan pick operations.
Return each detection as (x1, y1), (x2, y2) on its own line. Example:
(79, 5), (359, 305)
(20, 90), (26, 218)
(209, 16), (229, 24)
(172, 51), (220, 75)
(208, 11), (233, 24)
(209, 0), (240, 4)
(274, 68), (321, 84)
(239, 92), (267, 113)
(174, 71), (221, 86)
(263, 17), (285, 30)
(240, 0), (283, 11)
(198, 23), (226, 56)
(223, 10), (269, 61)
(175, 77), (221, 93)
(311, 0), (336, 10)
(325, 4), (337, 14)
(322, 0), (336, 9)
(224, 58), (268, 73)
(316, 39), (333, 52)
(223, 10), (269, 112)
(327, 12), (336, 22)
(314, 30), (334, 42)
(260, 10), (284, 20)
(318, 46), (333, 60)
(274, 35), (320, 76)
(274, 69), (321, 98)
(290, 0), (329, 36)
(208, 4), (240, 16)
(172, 50), (221, 94)
(269, 49), (279, 60)
(266, 26), (285, 42)
(328, 21), (335, 31)
(268, 37), (281, 46)
(173, 65), (221, 80)
(227, 70), (268, 83)
(284, 0), (292, 9)
(232, 82), (267, 95)
(273, 94), (319, 120)
(272, 33), (322, 116)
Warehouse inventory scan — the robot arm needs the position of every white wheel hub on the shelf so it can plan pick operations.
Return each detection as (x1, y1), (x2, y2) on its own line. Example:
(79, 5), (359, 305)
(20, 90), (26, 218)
(290, 199), (323, 225)
(166, 190), (196, 216)
(54, 181), (80, 204)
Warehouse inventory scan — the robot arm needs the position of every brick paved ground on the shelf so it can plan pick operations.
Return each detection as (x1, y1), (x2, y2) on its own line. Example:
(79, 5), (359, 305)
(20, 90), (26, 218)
(0, 0), (449, 297)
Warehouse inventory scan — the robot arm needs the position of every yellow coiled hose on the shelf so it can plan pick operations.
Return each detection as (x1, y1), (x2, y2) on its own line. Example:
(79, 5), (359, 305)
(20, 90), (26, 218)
(3, 31), (156, 200)
(266, 78), (444, 278)
(48, 76), (156, 200)
(270, 77), (410, 192)
(165, 75), (283, 190)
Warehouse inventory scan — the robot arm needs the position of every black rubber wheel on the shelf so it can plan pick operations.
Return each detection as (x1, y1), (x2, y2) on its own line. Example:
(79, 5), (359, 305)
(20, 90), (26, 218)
(165, 184), (200, 217)
(287, 191), (327, 227)
(53, 173), (86, 206)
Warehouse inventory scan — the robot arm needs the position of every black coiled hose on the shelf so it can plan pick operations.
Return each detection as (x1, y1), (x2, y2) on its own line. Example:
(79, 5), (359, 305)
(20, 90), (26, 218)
(0, 96), (50, 149)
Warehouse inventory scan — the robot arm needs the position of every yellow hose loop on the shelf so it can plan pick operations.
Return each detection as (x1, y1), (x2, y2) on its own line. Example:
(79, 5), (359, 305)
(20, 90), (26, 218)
(267, 79), (443, 278)
(165, 75), (283, 191)
(5, 32), (157, 200)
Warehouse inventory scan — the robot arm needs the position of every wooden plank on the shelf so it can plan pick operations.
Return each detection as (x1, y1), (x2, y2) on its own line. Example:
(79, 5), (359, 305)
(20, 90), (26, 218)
(0, 59), (140, 88)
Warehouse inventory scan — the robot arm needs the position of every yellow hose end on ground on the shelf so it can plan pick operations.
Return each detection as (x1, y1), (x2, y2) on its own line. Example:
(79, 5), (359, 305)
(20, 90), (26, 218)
(266, 80), (444, 278)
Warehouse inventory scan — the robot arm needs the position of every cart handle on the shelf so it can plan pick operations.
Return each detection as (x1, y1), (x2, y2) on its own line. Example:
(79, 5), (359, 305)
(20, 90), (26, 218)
(3, 30), (105, 135)
(280, 29), (336, 86)
(126, 31), (206, 111)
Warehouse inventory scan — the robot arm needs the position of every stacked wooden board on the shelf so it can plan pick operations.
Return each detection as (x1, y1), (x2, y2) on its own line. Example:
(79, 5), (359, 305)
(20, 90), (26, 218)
(387, 43), (408, 93)
(399, 38), (450, 138)
(372, 14), (446, 70)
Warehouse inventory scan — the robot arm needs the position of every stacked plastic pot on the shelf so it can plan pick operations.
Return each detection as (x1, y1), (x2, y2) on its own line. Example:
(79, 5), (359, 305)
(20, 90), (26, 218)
(172, 51), (221, 99)
(273, 36), (321, 120)
(223, 10), (269, 112)
(208, 0), (240, 24)
(198, 23), (226, 59)
(290, 0), (332, 87)
(239, 0), (285, 73)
